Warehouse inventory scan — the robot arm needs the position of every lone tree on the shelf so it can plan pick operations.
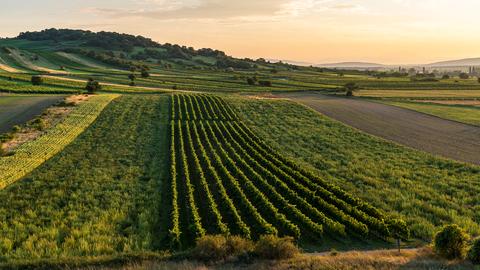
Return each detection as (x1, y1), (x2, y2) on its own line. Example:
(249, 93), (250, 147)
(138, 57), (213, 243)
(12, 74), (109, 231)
(141, 69), (150, 78)
(459, 73), (470, 79)
(386, 219), (410, 253)
(246, 77), (256, 85)
(128, 73), (136, 86)
(344, 82), (360, 96)
(85, 78), (101, 94)
(31, 75), (43, 86)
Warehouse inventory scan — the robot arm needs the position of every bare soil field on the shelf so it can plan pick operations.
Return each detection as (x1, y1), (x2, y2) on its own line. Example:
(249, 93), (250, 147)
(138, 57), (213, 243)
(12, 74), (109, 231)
(0, 95), (64, 133)
(281, 92), (480, 165)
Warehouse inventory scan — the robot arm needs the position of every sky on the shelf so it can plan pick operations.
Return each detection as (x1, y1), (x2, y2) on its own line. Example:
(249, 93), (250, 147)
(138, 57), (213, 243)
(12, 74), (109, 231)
(1, 0), (479, 65)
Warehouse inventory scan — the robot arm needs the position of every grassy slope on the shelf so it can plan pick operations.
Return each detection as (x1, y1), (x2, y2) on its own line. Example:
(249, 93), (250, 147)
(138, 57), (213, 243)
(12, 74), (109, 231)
(0, 95), (170, 260)
(229, 97), (480, 241)
(383, 101), (480, 126)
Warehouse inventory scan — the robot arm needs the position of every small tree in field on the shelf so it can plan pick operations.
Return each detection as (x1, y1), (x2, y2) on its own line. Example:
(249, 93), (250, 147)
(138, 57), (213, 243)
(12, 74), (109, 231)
(31, 75), (43, 86)
(344, 82), (360, 96)
(386, 219), (410, 253)
(141, 69), (150, 78)
(434, 224), (469, 259)
(128, 73), (136, 86)
(459, 73), (469, 79)
(85, 78), (101, 94)
(246, 77), (256, 85)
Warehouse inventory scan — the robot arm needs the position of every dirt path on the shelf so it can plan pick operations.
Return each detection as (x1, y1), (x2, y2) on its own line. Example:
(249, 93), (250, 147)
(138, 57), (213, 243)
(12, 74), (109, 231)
(281, 92), (480, 165)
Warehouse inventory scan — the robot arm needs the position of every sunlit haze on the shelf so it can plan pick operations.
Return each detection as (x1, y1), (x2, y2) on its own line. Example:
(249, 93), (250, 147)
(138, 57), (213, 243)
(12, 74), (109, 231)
(1, 0), (479, 64)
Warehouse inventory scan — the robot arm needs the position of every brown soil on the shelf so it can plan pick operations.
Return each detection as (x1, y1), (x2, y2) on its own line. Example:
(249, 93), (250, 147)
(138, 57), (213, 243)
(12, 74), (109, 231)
(1, 95), (91, 153)
(280, 92), (480, 165)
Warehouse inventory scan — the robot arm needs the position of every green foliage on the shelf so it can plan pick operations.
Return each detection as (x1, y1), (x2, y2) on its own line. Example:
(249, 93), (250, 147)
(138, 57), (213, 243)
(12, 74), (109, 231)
(254, 235), (299, 260)
(0, 96), (168, 259)
(344, 82), (359, 96)
(31, 75), (43, 85)
(434, 224), (469, 259)
(459, 73), (470, 79)
(230, 98), (480, 240)
(85, 78), (101, 93)
(468, 238), (480, 264)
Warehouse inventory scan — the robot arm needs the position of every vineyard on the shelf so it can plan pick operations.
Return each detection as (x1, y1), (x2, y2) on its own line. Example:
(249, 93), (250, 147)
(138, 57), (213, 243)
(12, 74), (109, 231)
(0, 94), (118, 190)
(167, 94), (396, 248)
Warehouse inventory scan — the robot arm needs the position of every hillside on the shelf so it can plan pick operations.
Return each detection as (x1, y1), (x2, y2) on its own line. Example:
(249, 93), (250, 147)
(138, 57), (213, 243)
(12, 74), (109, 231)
(428, 57), (480, 67)
(0, 29), (289, 71)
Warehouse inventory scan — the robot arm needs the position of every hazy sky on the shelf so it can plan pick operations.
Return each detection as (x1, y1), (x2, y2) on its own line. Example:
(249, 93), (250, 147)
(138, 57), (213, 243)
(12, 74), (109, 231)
(1, 0), (479, 64)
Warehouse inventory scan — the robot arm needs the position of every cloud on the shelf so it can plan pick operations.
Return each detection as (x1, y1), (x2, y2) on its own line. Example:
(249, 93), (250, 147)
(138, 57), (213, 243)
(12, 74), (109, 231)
(85, 0), (359, 22)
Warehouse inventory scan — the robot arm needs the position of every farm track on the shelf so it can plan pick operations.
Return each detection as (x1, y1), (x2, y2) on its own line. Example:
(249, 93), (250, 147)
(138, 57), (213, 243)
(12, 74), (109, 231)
(0, 95), (64, 133)
(282, 92), (480, 165)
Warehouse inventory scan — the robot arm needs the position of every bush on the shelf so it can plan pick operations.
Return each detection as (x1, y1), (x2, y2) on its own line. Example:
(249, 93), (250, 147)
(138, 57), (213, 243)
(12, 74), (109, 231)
(258, 80), (272, 87)
(246, 77), (256, 85)
(459, 73), (469, 79)
(254, 235), (299, 260)
(31, 75), (43, 85)
(434, 224), (469, 259)
(442, 74), (450, 79)
(191, 235), (254, 262)
(141, 70), (150, 78)
(468, 238), (480, 264)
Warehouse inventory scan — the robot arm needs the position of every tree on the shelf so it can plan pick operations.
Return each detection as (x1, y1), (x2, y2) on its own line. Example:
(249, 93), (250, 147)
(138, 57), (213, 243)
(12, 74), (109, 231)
(141, 69), (150, 78)
(128, 73), (136, 86)
(459, 73), (469, 79)
(246, 77), (256, 85)
(344, 82), (360, 97)
(434, 224), (469, 259)
(85, 78), (101, 93)
(442, 74), (450, 80)
(258, 80), (272, 87)
(31, 75), (43, 86)
(386, 219), (410, 253)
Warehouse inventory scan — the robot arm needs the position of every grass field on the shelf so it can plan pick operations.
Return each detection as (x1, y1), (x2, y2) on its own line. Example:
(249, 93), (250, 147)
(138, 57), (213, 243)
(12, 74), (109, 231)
(383, 101), (480, 126)
(229, 97), (480, 241)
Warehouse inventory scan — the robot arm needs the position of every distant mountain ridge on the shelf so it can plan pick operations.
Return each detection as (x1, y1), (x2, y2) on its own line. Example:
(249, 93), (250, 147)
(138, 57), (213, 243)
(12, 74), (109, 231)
(316, 62), (384, 68)
(427, 58), (480, 67)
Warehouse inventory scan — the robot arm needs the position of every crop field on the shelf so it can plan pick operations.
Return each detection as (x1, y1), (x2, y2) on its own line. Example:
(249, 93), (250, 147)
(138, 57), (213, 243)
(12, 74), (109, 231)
(0, 95), (169, 260)
(0, 94), (117, 189)
(167, 94), (392, 248)
(0, 95), (64, 133)
(383, 100), (480, 126)
(2, 31), (480, 269)
(230, 96), (480, 241)
(279, 92), (480, 165)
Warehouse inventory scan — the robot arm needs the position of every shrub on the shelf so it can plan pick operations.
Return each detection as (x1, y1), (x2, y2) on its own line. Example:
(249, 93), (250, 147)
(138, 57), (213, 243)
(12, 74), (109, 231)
(225, 235), (254, 258)
(246, 77), (256, 85)
(85, 78), (101, 93)
(433, 224), (469, 259)
(192, 235), (228, 261)
(31, 75), (43, 86)
(172, 85), (178, 90)
(258, 80), (272, 87)
(468, 238), (480, 264)
(191, 235), (254, 262)
(141, 70), (150, 78)
(442, 74), (450, 79)
(459, 73), (469, 79)
(11, 125), (21, 133)
(254, 235), (299, 260)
